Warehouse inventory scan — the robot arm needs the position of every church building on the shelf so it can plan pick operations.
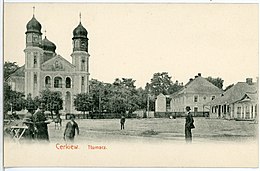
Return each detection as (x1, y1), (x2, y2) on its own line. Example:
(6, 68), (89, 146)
(7, 11), (90, 114)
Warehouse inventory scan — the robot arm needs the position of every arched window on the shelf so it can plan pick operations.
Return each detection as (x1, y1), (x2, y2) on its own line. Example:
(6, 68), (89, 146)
(66, 77), (71, 88)
(54, 77), (62, 88)
(45, 76), (51, 88)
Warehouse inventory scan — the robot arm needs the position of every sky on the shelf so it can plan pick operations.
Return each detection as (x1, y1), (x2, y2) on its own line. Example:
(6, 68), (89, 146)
(3, 3), (259, 88)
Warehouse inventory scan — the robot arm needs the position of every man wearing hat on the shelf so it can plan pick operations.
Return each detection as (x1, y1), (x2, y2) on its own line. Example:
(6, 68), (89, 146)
(33, 103), (50, 141)
(185, 106), (195, 143)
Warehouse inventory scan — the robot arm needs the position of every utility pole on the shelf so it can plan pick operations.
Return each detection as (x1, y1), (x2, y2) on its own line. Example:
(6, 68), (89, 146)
(147, 94), (149, 118)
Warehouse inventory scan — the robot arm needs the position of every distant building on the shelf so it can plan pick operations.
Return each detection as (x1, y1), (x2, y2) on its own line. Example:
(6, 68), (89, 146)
(155, 73), (223, 117)
(207, 78), (258, 120)
(155, 93), (171, 117)
(170, 73), (223, 116)
(7, 12), (90, 114)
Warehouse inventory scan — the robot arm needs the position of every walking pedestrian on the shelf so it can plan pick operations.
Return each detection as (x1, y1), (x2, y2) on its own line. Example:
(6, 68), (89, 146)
(63, 115), (79, 142)
(185, 106), (195, 143)
(120, 115), (126, 130)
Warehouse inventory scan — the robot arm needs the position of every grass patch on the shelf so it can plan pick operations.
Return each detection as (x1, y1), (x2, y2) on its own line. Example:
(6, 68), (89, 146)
(140, 129), (159, 136)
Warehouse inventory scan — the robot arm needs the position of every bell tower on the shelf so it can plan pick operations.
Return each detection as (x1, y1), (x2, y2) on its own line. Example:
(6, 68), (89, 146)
(71, 13), (90, 94)
(24, 7), (43, 98)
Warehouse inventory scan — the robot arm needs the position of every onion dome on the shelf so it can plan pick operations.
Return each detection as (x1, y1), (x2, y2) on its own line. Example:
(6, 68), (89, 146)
(73, 22), (88, 39)
(42, 36), (56, 52)
(26, 15), (42, 34)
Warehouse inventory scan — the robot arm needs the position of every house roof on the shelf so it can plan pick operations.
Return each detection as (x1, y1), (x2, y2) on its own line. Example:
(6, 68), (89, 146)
(235, 92), (258, 104)
(171, 76), (223, 98)
(207, 82), (258, 105)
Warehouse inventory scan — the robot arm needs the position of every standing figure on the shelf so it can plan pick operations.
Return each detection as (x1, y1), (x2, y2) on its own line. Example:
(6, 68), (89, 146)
(63, 115), (79, 142)
(33, 103), (50, 142)
(120, 115), (126, 130)
(185, 106), (195, 143)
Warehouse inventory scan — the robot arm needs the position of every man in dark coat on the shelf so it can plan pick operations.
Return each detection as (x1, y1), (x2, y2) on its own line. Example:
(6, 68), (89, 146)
(33, 103), (50, 142)
(185, 106), (195, 143)
(63, 115), (79, 142)
(120, 115), (126, 130)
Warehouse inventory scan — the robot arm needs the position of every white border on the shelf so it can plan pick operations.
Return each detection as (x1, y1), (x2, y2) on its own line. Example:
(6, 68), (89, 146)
(1, 0), (259, 171)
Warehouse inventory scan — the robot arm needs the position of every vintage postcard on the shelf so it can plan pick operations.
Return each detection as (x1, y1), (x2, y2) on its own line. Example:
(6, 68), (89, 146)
(2, 2), (259, 168)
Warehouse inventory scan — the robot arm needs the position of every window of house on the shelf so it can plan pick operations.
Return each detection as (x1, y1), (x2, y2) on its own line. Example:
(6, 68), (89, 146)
(245, 106), (250, 119)
(54, 77), (62, 88)
(203, 96), (206, 100)
(166, 98), (171, 111)
(237, 107), (241, 118)
(251, 105), (254, 118)
(211, 107), (214, 113)
(255, 104), (257, 117)
(194, 95), (198, 102)
(242, 106), (244, 118)
(66, 77), (71, 88)
(194, 107), (198, 112)
(212, 96), (215, 100)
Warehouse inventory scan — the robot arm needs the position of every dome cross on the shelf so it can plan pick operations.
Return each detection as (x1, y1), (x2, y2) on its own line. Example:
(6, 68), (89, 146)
(33, 6), (35, 17)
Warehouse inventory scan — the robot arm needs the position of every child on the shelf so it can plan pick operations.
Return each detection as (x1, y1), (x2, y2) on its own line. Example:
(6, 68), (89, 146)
(63, 115), (79, 142)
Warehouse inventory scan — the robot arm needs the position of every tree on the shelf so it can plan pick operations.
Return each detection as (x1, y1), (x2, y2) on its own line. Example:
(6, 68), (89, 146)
(3, 82), (26, 116)
(74, 93), (94, 118)
(168, 80), (183, 94)
(4, 61), (19, 80)
(224, 84), (234, 91)
(206, 77), (224, 89)
(3, 82), (12, 116)
(38, 89), (63, 118)
(148, 72), (173, 96)
(3, 61), (21, 116)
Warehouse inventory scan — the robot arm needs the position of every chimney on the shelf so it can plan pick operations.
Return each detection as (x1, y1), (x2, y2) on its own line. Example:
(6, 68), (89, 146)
(198, 73), (201, 77)
(246, 78), (253, 85)
(195, 75), (198, 78)
(189, 78), (193, 82)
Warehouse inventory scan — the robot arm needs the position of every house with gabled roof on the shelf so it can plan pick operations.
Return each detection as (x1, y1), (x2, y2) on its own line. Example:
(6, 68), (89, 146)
(207, 78), (258, 120)
(155, 73), (223, 117)
(170, 73), (223, 117)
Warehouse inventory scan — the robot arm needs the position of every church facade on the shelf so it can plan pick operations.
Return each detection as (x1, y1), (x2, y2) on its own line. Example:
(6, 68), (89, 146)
(8, 13), (90, 114)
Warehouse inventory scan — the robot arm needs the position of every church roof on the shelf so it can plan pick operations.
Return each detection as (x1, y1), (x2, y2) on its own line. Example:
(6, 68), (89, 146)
(9, 65), (25, 77)
(73, 22), (88, 39)
(41, 54), (75, 70)
(26, 16), (42, 34)
(42, 36), (56, 52)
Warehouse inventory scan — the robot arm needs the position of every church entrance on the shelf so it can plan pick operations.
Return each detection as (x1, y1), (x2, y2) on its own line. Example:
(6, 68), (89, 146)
(65, 91), (71, 114)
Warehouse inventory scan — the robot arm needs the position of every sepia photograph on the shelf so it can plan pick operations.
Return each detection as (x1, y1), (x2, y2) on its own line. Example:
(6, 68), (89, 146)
(2, 2), (259, 168)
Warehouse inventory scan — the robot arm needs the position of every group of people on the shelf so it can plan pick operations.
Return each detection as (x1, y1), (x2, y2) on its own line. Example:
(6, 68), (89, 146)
(23, 103), (79, 142)
(23, 103), (195, 143)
